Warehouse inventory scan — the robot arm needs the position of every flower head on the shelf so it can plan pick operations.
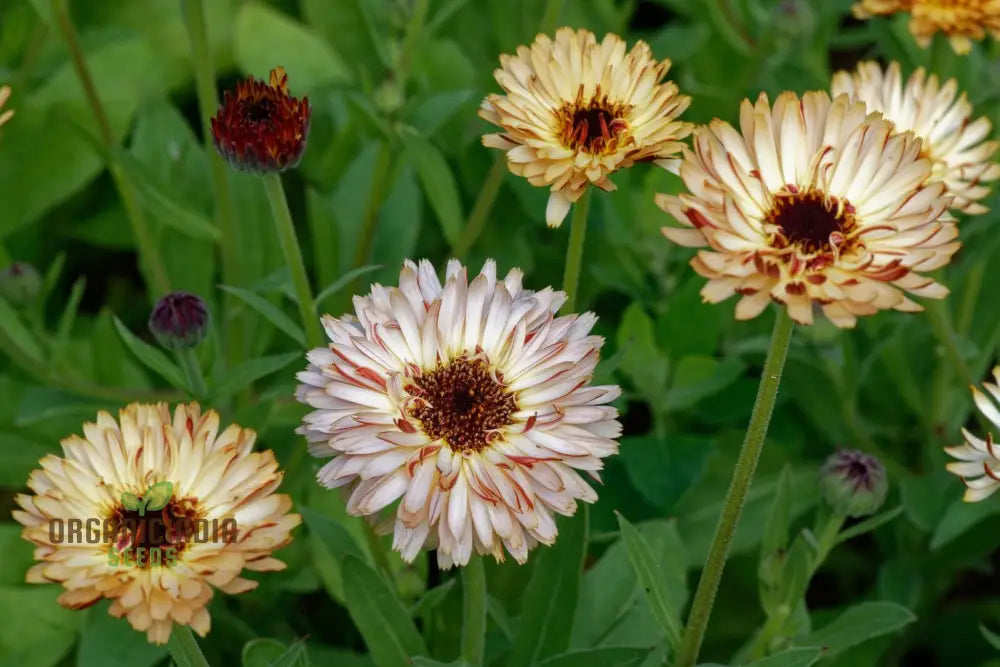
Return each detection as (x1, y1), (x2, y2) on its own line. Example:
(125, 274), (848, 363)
(13, 403), (301, 644)
(853, 0), (1000, 54)
(148, 292), (210, 350)
(211, 66), (310, 173)
(819, 449), (888, 517)
(480, 27), (692, 227)
(0, 85), (13, 130)
(945, 366), (1000, 502)
(657, 91), (959, 327)
(0, 261), (41, 306)
(295, 259), (621, 568)
(832, 61), (1000, 215)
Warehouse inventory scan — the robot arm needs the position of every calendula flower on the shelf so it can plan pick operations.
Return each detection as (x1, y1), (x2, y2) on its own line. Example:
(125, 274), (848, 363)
(832, 61), (1000, 215)
(13, 403), (301, 644)
(852, 0), (1000, 54)
(0, 85), (13, 129)
(480, 27), (692, 227)
(296, 259), (621, 568)
(657, 91), (959, 327)
(945, 366), (1000, 502)
(211, 66), (310, 173)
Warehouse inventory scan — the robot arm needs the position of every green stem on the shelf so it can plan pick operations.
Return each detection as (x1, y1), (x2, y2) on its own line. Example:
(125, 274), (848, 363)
(397, 0), (430, 87)
(454, 156), (506, 259)
(177, 347), (207, 399)
(262, 173), (323, 349)
(167, 625), (211, 667)
(347, 143), (393, 302)
(560, 189), (591, 314)
(51, 0), (171, 298)
(181, 0), (245, 363)
(540, 0), (564, 34)
(675, 308), (795, 667)
(461, 555), (488, 667)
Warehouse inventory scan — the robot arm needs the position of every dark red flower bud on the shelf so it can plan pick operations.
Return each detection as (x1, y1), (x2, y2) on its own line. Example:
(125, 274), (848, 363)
(819, 449), (888, 518)
(148, 292), (209, 350)
(210, 67), (310, 173)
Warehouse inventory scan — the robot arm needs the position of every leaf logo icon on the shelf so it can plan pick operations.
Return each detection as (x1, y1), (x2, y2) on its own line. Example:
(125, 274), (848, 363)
(143, 481), (173, 514)
(120, 492), (140, 512)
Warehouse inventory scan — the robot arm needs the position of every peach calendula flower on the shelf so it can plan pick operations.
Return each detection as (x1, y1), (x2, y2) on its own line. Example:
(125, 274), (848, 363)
(853, 0), (1000, 54)
(0, 85), (14, 129)
(210, 66), (310, 173)
(12, 403), (301, 644)
(945, 366), (1000, 502)
(480, 27), (692, 227)
(657, 91), (960, 328)
(295, 259), (621, 568)
(832, 61), (1000, 215)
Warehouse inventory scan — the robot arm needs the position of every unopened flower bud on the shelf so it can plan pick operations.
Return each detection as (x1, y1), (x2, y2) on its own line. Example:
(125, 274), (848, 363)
(0, 262), (41, 306)
(148, 292), (209, 350)
(819, 449), (888, 518)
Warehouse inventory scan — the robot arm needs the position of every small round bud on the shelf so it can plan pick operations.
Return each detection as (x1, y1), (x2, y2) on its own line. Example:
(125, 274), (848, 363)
(819, 450), (888, 518)
(0, 262), (41, 306)
(148, 292), (209, 350)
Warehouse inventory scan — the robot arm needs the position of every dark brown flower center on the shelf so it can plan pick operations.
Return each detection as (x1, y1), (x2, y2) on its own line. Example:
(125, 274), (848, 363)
(109, 495), (201, 568)
(767, 188), (855, 254)
(408, 358), (518, 453)
(558, 87), (630, 154)
(243, 97), (275, 123)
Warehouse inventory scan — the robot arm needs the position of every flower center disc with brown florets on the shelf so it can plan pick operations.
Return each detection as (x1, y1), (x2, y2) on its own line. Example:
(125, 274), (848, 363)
(108, 493), (203, 568)
(211, 66), (310, 173)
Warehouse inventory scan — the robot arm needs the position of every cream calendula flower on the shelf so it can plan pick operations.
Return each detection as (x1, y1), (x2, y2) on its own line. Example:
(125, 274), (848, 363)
(296, 259), (621, 568)
(945, 367), (1000, 501)
(832, 61), (1000, 215)
(657, 91), (960, 327)
(13, 403), (301, 644)
(0, 85), (13, 129)
(853, 0), (1000, 53)
(480, 27), (692, 227)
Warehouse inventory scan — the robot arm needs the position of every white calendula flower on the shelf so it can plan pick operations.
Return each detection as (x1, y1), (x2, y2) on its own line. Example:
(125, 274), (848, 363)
(296, 260), (621, 568)
(852, 0), (1000, 54)
(945, 366), (1000, 502)
(13, 403), (301, 644)
(480, 27), (692, 227)
(832, 61), (1000, 215)
(657, 90), (960, 328)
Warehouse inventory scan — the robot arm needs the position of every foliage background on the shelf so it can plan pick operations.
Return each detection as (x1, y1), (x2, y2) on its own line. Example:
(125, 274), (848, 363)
(0, 0), (999, 665)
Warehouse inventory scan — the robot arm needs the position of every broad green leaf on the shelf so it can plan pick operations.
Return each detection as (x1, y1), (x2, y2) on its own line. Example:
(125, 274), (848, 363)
(0, 525), (37, 586)
(234, 2), (352, 88)
(112, 316), (187, 389)
(744, 647), (823, 667)
(796, 602), (916, 657)
(342, 556), (428, 667)
(981, 624), (1000, 652)
(666, 356), (746, 411)
(615, 513), (682, 649)
(301, 504), (371, 604)
(0, 297), (44, 365)
(620, 434), (714, 511)
(211, 352), (302, 400)
(835, 506), (904, 544)
(535, 646), (652, 667)
(0, 586), (83, 667)
(400, 131), (463, 247)
(930, 496), (1000, 549)
(616, 302), (669, 401)
(219, 285), (306, 348)
(411, 579), (456, 617)
(760, 465), (795, 614)
(242, 639), (289, 667)
(15, 388), (108, 427)
(77, 600), (167, 667)
(408, 90), (476, 137)
(300, 0), (391, 76)
(510, 513), (587, 666)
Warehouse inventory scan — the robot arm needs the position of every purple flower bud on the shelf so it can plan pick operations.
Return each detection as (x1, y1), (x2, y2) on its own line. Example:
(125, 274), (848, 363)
(819, 449), (888, 518)
(148, 292), (209, 350)
(0, 262), (41, 306)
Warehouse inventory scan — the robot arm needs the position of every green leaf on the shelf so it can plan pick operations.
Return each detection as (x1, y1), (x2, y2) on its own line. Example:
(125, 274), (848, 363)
(400, 131), (463, 247)
(142, 481), (174, 514)
(316, 265), (383, 309)
(835, 506), (904, 544)
(301, 504), (371, 604)
(535, 646), (652, 667)
(270, 638), (309, 667)
(51, 277), (86, 368)
(0, 586), (83, 667)
(796, 602), (916, 657)
(0, 297), (44, 365)
(510, 513), (587, 666)
(211, 352), (302, 401)
(411, 579), (456, 617)
(981, 624), (1000, 653)
(15, 388), (108, 427)
(615, 513), (682, 649)
(743, 647), (823, 667)
(620, 434), (714, 511)
(234, 2), (352, 88)
(112, 316), (187, 389)
(219, 285), (306, 348)
(930, 496), (1000, 549)
(666, 356), (746, 411)
(760, 465), (795, 614)
(77, 600), (167, 667)
(243, 639), (289, 667)
(120, 492), (141, 512)
(342, 556), (428, 667)
(616, 303), (669, 401)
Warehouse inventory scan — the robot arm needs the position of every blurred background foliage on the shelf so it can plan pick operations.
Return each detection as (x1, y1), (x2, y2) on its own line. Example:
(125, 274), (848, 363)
(0, 0), (999, 665)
